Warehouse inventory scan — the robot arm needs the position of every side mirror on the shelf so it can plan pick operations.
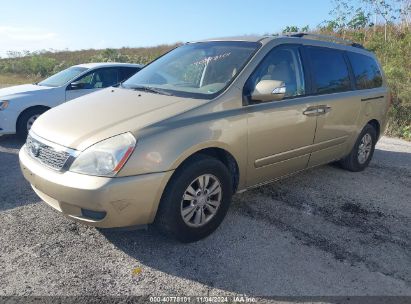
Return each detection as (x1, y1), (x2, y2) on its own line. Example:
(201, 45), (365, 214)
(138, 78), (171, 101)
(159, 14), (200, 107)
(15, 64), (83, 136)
(68, 81), (85, 90)
(251, 80), (286, 102)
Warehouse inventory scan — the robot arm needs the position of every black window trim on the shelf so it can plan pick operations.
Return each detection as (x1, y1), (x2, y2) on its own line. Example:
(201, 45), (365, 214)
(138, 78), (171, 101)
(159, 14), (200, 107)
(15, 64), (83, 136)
(242, 43), (311, 106)
(299, 46), (315, 95)
(343, 51), (356, 91)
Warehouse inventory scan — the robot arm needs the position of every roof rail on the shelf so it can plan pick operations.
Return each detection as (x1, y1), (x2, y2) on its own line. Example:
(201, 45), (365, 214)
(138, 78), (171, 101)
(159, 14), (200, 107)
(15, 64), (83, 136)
(284, 32), (365, 49)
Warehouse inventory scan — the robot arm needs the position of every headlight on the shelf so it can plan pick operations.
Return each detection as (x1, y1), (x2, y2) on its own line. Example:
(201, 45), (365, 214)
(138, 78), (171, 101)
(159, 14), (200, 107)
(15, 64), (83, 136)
(69, 133), (136, 177)
(0, 100), (9, 111)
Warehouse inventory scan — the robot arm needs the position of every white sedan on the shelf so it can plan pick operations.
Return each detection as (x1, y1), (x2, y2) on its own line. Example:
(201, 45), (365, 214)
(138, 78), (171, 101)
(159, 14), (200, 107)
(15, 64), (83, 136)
(0, 62), (142, 138)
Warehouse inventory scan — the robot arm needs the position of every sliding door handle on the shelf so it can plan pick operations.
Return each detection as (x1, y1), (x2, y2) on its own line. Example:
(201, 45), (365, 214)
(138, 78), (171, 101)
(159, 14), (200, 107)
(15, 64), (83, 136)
(303, 105), (331, 116)
(317, 106), (332, 114)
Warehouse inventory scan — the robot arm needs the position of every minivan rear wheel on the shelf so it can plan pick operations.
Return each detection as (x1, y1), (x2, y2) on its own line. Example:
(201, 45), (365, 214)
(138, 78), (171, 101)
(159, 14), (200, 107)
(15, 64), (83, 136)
(339, 124), (377, 172)
(155, 154), (232, 243)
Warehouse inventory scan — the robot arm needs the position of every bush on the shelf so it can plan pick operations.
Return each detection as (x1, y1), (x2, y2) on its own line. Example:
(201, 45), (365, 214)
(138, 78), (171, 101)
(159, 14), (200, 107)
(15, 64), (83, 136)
(387, 104), (411, 140)
(90, 49), (131, 63)
(0, 44), (179, 77)
(0, 54), (56, 77)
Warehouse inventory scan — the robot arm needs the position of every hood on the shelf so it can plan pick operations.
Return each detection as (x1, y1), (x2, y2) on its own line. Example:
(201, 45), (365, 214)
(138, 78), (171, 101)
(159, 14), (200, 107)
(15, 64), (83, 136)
(32, 87), (207, 151)
(0, 84), (54, 99)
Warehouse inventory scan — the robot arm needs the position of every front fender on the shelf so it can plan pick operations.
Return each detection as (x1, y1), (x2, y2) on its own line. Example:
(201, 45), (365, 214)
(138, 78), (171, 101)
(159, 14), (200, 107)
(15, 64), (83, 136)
(118, 111), (248, 189)
(0, 96), (44, 134)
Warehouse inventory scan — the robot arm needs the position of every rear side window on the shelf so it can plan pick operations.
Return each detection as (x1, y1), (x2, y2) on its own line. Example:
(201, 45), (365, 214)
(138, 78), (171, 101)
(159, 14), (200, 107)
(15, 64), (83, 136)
(347, 52), (382, 89)
(119, 67), (140, 82)
(307, 47), (352, 95)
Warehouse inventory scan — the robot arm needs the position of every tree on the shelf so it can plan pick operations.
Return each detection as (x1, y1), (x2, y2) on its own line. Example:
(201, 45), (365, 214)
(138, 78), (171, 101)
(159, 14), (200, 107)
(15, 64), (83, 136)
(282, 25), (310, 33)
(348, 8), (371, 29)
(328, 0), (356, 37)
(301, 25), (310, 32)
(362, 0), (402, 41)
(399, 0), (411, 28)
(282, 25), (300, 33)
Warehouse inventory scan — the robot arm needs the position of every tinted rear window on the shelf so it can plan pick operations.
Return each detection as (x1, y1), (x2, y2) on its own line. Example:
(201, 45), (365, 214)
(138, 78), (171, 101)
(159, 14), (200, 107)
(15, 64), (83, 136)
(120, 67), (140, 81)
(347, 52), (382, 89)
(307, 47), (352, 95)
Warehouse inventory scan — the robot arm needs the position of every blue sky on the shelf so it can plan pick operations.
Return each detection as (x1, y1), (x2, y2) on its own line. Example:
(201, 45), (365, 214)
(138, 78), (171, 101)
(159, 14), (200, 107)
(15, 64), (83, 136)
(0, 0), (348, 56)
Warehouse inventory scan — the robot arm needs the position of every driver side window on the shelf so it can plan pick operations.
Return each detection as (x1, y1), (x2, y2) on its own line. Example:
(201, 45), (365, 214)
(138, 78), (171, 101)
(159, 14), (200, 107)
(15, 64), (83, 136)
(245, 46), (305, 102)
(72, 68), (119, 90)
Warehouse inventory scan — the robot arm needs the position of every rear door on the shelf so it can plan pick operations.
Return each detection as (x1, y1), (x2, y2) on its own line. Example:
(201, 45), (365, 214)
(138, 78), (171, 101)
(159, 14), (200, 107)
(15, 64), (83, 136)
(245, 45), (317, 186)
(65, 67), (119, 101)
(346, 51), (387, 127)
(304, 46), (361, 167)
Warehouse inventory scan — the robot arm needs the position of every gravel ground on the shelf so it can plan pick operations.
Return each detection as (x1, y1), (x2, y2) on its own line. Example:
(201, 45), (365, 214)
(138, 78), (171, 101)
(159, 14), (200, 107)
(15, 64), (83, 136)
(0, 135), (410, 298)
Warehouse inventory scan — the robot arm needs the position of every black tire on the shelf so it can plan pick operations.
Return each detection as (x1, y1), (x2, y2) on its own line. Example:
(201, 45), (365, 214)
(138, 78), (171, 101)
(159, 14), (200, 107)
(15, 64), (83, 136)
(155, 154), (233, 243)
(16, 107), (48, 139)
(339, 124), (377, 172)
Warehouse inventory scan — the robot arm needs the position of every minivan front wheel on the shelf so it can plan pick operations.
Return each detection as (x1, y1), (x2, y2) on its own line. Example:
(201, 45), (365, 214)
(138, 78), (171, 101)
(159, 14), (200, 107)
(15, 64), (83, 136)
(339, 124), (377, 172)
(155, 155), (232, 243)
(181, 174), (222, 228)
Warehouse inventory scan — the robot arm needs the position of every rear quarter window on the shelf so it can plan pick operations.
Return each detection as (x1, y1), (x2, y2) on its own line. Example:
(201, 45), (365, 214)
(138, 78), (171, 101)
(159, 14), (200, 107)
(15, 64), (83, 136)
(307, 47), (352, 95)
(347, 52), (383, 89)
(119, 67), (140, 81)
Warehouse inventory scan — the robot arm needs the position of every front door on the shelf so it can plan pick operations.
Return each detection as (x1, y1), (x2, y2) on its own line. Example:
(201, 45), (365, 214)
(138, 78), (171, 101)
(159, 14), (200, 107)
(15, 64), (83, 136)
(245, 45), (317, 187)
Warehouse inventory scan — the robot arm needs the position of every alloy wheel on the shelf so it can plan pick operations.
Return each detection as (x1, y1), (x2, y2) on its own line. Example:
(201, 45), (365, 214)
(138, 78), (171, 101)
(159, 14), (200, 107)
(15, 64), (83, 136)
(357, 133), (372, 164)
(180, 174), (222, 227)
(26, 114), (40, 132)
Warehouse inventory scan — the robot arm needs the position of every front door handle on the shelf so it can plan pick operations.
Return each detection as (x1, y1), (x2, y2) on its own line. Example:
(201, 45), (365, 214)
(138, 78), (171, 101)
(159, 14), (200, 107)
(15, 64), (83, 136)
(303, 107), (319, 116)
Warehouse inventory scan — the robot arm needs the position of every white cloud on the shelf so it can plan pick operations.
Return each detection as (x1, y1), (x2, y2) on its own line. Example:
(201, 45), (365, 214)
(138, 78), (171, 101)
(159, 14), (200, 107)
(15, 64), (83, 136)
(0, 26), (66, 57)
(0, 26), (57, 41)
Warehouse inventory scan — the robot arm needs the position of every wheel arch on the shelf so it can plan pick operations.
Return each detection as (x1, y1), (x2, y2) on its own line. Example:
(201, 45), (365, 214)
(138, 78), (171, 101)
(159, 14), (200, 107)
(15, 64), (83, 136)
(16, 105), (50, 130)
(170, 145), (241, 194)
(367, 119), (381, 139)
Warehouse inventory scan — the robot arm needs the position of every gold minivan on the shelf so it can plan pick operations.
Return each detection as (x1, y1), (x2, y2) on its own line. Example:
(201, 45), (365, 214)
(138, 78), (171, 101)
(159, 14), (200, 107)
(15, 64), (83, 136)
(19, 34), (390, 242)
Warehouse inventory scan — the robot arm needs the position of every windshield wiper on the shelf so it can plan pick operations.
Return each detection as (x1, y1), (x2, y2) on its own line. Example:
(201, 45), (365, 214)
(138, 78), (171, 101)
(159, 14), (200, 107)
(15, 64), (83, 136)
(125, 85), (173, 96)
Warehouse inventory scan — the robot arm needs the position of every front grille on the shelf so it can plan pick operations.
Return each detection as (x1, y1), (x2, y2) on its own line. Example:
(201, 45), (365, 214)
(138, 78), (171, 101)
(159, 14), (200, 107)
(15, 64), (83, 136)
(26, 135), (71, 171)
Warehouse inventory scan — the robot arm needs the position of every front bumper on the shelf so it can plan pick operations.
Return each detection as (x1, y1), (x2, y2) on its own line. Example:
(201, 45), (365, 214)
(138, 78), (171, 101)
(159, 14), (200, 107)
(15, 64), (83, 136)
(19, 146), (173, 228)
(0, 110), (17, 135)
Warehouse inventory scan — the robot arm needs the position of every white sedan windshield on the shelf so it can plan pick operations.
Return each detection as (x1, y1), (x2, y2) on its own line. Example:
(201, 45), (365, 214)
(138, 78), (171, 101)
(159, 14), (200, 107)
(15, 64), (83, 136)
(39, 66), (88, 87)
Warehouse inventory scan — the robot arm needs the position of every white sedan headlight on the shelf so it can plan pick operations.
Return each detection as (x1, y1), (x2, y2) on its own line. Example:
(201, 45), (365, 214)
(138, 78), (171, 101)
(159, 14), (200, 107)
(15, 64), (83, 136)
(70, 133), (136, 177)
(0, 100), (9, 111)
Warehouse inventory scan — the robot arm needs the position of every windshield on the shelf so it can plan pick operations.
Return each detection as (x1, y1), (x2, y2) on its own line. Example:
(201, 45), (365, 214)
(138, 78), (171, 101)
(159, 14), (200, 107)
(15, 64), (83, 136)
(38, 66), (88, 87)
(122, 41), (260, 99)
